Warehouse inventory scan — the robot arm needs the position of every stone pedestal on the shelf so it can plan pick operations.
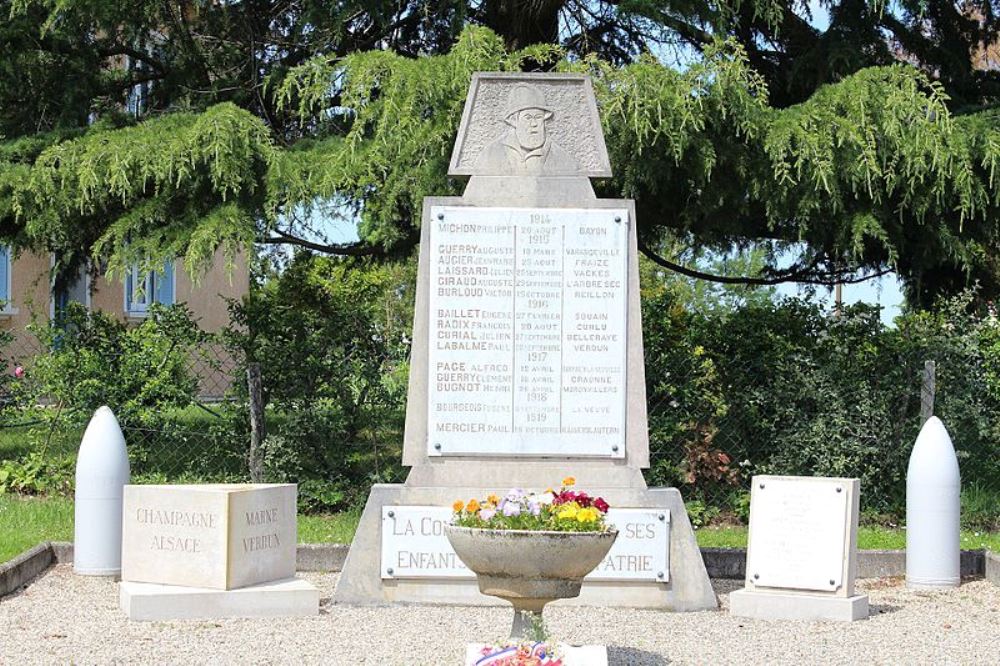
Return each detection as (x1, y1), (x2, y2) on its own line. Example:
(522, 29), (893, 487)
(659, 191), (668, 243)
(729, 589), (869, 622)
(730, 475), (869, 623)
(120, 577), (319, 621)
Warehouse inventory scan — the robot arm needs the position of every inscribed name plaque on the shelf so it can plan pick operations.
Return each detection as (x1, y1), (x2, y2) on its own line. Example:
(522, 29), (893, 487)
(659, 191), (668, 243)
(380, 506), (668, 582)
(732, 475), (867, 621)
(121, 484), (297, 590)
(428, 206), (628, 458)
(745, 476), (851, 592)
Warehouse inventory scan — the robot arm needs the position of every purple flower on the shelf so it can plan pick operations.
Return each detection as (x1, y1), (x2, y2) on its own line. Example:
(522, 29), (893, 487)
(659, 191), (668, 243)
(501, 501), (522, 517)
(528, 501), (541, 516)
(505, 488), (525, 502)
(478, 507), (496, 521)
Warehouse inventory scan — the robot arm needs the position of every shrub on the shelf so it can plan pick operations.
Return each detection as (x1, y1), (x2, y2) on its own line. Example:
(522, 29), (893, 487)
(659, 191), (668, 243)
(224, 254), (414, 511)
(644, 289), (1000, 522)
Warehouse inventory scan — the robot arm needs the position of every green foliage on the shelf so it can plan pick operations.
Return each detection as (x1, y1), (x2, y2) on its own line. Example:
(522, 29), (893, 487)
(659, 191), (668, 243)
(0, 450), (73, 495)
(0, 22), (997, 303)
(961, 482), (1000, 532)
(0, 303), (245, 488)
(27, 303), (202, 420)
(225, 253), (415, 510)
(0, 494), (74, 563)
(684, 499), (722, 529)
(646, 289), (1000, 519)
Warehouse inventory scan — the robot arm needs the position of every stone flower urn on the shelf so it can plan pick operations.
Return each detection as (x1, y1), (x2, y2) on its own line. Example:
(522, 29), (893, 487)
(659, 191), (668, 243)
(445, 525), (618, 638)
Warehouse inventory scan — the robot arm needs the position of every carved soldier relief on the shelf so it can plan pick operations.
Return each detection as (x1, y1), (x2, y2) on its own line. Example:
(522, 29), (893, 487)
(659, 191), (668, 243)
(449, 73), (612, 178)
(475, 84), (579, 175)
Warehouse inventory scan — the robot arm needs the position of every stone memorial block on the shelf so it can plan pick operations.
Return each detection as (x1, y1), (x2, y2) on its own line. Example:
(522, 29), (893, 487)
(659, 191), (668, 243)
(121, 484), (296, 590)
(730, 475), (869, 622)
(335, 72), (716, 611)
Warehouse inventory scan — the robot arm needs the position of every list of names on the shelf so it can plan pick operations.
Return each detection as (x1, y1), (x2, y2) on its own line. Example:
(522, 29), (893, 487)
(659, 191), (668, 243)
(427, 206), (628, 457)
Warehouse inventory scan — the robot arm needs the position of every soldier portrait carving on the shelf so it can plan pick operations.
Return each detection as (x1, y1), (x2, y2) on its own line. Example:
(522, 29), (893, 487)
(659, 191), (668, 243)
(473, 84), (580, 176)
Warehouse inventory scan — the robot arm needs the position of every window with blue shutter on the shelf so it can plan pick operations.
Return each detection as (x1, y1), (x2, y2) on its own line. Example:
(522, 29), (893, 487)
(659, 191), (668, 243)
(125, 259), (175, 315)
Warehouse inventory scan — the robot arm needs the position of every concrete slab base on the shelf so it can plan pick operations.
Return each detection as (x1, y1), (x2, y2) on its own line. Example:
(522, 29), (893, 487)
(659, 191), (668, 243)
(466, 643), (607, 665)
(334, 483), (716, 610)
(120, 577), (319, 621)
(729, 589), (869, 622)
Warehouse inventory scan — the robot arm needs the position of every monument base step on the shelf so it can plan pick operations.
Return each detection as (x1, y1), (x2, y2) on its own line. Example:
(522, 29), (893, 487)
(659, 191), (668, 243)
(466, 643), (607, 665)
(729, 589), (869, 622)
(120, 577), (319, 621)
(335, 483), (717, 611)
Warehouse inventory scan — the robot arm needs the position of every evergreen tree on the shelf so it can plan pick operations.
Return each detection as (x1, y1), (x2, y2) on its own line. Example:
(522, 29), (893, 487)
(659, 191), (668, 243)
(0, 1), (997, 305)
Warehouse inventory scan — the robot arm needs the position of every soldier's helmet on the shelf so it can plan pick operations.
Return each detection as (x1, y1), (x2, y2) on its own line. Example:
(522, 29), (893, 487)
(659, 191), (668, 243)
(504, 85), (554, 124)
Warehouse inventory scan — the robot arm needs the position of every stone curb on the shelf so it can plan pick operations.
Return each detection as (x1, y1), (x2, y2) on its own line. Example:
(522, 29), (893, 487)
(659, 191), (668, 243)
(701, 547), (987, 580)
(3, 544), (997, 597)
(296, 544), (350, 571)
(986, 551), (1000, 587)
(0, 542), (55, 598)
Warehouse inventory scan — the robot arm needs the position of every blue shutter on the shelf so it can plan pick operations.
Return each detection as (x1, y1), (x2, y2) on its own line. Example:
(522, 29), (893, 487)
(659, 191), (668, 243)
(0, 246), (9, 305)
(156, 259), (174, 305)
(125, 267), (135, 311)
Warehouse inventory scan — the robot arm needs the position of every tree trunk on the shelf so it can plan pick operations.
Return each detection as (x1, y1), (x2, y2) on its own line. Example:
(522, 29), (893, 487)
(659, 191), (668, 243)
(480, 0), (564, 50)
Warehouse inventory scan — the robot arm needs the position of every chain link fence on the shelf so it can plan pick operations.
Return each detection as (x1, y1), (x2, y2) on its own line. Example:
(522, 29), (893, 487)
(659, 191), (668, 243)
(1, 303), (999, 528)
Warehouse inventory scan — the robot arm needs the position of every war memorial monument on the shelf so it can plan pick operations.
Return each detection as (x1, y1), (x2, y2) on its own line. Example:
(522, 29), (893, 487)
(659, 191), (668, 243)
(335, 72), (716, 610)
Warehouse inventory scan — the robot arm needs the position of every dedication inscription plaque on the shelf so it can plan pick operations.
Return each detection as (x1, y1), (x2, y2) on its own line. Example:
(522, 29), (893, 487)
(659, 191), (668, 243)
(745, 476), (849, 591)
(428, 206), (628, 457)
(731, 475), (869, 622)
(380, 506), (669, 582)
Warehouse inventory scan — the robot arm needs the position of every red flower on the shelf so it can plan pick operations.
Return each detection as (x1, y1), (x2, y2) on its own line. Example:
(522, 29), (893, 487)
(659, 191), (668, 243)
(593, 497), (609, 513)
(553, 490), (576, 505)
(575, 492), (592, 508)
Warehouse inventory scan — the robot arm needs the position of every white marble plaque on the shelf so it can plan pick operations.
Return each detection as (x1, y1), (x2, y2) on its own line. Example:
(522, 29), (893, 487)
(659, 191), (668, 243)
(380, 506), (669, 581)
(745, 477), (850, 592)
(428, 206), (628, 458)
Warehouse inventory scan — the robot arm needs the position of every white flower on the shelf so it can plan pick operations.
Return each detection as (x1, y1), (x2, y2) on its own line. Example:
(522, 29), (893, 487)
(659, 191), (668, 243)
(537, 492), (555, 506)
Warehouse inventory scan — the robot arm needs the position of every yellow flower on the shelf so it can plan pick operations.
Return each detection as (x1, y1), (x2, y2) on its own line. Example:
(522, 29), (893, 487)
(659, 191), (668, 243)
(487, 494), (500, 506)
(562, 476), (576, 487)
(557, 505), (579, 520)
(452, 500), (464, 513)
(466, 498), (481, 513)
(577, 507), (599, 523)
(544, 487), (554, 494)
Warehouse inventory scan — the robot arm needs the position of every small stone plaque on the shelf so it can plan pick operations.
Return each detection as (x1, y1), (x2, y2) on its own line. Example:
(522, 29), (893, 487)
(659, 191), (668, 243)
(428, 205), (629, 458)
(745, 476), (851, 592)
(380, 506), (669, 582)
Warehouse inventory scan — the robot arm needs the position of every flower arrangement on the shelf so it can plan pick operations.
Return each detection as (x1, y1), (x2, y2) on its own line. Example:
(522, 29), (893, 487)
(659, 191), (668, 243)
(452, 477), (611, 532)
(473, 641), (563, 665)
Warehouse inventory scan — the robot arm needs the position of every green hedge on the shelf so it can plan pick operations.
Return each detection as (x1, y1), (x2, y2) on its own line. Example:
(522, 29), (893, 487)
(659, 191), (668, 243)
(644, 290), (1000, 527)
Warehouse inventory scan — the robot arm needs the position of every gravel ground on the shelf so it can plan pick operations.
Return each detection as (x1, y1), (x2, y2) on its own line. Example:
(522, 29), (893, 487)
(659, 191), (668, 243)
(1, 566), (999, 664)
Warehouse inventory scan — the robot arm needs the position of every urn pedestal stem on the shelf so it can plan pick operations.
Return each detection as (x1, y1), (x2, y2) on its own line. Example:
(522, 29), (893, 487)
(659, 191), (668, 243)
(510, 604), (549, 640)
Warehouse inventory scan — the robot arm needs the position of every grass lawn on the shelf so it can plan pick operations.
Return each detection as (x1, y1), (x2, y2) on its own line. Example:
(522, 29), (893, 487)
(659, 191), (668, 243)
(0, 494), (74, 563)
(4, 495), (1000, 565)
(695, 524), (1000, 551)
(298, 509), (363, 544)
